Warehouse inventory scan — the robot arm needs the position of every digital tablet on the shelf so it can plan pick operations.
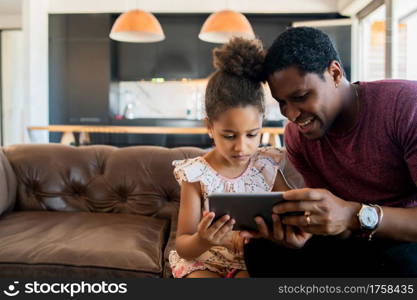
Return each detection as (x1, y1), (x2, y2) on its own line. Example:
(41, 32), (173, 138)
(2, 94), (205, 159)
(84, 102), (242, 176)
(208, 192), (285, 231)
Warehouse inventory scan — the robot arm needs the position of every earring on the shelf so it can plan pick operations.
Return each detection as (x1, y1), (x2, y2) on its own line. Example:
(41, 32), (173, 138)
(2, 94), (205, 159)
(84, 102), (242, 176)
(335, 83), (339, 88)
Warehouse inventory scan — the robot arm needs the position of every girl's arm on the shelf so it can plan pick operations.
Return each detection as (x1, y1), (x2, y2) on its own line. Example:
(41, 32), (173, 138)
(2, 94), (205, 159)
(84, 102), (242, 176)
(175, 181), (234, 259)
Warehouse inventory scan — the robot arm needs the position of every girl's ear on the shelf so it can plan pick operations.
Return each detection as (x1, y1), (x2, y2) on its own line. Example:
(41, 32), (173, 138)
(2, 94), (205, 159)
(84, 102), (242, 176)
(204, 117), (213, 139)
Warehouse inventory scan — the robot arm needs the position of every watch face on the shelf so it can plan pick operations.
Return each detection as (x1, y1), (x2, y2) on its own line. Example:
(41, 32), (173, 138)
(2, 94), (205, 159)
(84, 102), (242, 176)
(359, 206), (379, 229)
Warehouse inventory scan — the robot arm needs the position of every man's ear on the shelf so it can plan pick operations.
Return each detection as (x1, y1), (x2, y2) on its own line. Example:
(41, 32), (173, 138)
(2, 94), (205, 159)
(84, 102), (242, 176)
(328, 60), (344, 87)
(204, 117), (213, 138)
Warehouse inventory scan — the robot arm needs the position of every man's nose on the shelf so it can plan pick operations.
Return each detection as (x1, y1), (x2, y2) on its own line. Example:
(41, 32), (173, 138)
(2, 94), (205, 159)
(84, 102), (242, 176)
(285, 103), (301, 122)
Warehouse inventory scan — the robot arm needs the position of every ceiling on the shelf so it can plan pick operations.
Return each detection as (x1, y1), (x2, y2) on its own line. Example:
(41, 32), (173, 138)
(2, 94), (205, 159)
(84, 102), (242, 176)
(0, 0), (374, 17)
(0, 0), (22, 14)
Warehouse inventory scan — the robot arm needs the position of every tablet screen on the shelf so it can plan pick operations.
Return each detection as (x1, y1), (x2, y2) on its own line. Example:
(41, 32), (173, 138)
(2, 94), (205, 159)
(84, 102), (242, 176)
(208, 192), (284, 231)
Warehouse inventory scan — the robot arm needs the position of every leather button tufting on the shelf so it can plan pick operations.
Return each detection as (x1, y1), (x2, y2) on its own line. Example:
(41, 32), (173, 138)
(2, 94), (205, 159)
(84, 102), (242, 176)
(27, 180), (40, 193)
(70, 182), (87, 197)
(119, 196), (129, 202)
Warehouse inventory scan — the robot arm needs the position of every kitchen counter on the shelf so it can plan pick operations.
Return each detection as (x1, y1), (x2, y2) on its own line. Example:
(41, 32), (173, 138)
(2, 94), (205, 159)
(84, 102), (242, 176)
(28, 125), (285, 148)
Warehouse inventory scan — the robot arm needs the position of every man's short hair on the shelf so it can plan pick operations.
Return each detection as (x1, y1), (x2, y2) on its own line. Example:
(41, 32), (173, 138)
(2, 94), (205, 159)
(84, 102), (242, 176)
(264, 26), (342, 79)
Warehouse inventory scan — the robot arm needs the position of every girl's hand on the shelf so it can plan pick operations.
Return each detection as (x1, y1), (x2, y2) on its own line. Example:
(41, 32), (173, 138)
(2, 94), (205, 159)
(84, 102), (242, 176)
(230, 231), (249, 256)
(197, 211), (235, 247)
(240, 214), (312, 249)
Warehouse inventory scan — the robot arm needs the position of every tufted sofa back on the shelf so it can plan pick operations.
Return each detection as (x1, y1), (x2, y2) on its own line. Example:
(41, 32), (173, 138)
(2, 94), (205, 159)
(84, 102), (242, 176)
(3, 144), (205, 218)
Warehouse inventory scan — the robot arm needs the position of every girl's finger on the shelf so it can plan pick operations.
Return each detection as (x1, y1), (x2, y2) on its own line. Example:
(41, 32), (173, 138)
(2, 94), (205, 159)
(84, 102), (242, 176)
(239, 230), (261, 239)
(198, 212), (215, 232)
(212, 218), (235, 240)
(206, 214), (230, 237)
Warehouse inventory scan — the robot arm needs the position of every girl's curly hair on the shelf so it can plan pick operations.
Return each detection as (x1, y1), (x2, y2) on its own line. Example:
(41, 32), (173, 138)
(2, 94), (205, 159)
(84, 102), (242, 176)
(205, 37), (266, 121)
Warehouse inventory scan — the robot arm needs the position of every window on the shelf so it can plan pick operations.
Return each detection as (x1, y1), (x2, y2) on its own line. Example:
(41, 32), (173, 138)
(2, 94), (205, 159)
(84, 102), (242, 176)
(360, 5), (386, 81)
(397, 0), (417, 79)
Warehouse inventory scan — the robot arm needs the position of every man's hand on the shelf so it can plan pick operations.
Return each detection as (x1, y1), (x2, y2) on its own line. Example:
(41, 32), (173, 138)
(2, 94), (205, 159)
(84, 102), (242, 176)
(273, 188), (360, 236)
(240, 213), (312, 249)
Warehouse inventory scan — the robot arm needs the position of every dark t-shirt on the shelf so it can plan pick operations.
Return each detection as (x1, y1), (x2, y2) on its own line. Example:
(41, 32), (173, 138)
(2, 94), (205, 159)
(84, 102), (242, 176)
(285, 80), (417, 207)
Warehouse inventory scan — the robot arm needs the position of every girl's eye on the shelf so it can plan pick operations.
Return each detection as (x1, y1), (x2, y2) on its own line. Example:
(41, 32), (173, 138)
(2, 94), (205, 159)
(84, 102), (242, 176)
(223, 135), (235, 140)
(247, 134), (258, 138)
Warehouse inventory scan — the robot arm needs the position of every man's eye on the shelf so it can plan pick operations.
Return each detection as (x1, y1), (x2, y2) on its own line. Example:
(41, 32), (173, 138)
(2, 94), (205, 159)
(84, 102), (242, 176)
(276, 99), (286, 106)
(292, 93), (308, 101)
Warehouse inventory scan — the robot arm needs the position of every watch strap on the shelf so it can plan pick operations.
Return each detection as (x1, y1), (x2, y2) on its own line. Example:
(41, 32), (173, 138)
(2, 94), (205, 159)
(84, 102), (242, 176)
(367, 204), (384, 241)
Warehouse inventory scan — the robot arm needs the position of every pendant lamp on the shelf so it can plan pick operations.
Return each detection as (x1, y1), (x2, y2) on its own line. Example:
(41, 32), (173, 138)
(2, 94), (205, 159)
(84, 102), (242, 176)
(199, 10), (255, 44)
(109, 9), (165, 43)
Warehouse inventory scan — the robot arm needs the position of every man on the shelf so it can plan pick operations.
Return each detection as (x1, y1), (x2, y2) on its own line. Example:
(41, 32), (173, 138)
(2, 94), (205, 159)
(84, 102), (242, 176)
(242, 27), (417, 277)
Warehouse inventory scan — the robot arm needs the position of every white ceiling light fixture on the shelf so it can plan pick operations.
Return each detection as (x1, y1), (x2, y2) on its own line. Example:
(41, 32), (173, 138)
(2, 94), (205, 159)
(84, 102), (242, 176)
(199, 9), (255, 44)
(109, 9), (165, 43)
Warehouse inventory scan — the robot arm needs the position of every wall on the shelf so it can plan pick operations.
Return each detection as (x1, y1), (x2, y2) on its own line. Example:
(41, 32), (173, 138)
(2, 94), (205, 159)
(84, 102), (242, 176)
(22, 0), (48, 143)
(115, 80), (283, 121)
(1, 30), (24, 146)
(0, 15), (21, 29)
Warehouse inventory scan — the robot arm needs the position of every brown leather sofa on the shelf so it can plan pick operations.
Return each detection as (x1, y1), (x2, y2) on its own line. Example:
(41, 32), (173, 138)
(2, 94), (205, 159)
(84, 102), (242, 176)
(0, 144), (302, 278)
(0, 144), (205, 278)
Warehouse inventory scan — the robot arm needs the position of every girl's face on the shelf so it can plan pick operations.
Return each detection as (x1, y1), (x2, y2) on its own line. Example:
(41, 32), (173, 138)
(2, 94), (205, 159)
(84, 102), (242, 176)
(208, 105), (262, 167)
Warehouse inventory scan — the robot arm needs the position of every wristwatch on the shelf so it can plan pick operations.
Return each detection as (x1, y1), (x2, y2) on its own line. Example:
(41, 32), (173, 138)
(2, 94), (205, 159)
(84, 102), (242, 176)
(357, 204), (379, 230)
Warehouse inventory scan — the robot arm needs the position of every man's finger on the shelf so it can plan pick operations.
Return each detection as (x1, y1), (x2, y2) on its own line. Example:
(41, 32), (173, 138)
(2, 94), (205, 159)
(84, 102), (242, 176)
(272, 201), (317, 214)
(283, 188), (323, 201)
(272, 214), (284, 241)
(254, 217), (270, 238)
(281, 214), (313, 227)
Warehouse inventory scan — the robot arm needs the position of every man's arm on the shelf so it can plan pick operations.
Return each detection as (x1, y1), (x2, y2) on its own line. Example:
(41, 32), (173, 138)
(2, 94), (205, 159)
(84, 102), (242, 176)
(274, 187), (417, 242)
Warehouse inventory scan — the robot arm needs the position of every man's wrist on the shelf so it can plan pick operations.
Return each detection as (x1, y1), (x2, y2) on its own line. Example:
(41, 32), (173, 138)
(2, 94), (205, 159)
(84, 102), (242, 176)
(346, 201), (362, 231)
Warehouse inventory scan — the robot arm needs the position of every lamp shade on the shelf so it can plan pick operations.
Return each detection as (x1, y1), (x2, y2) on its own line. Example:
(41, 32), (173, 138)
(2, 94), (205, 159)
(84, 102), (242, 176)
(199, 10), (255, 43)
(109, 10), (165, 43)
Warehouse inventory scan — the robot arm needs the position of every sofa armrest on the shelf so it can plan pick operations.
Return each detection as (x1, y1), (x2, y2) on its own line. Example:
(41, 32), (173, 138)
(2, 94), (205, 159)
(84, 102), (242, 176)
(0, 149), (17, 215)
(162, 203), (179, 278)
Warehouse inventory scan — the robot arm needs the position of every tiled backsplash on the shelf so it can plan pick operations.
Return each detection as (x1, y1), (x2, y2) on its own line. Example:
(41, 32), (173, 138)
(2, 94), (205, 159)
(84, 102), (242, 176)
(110, 80), (285, 120)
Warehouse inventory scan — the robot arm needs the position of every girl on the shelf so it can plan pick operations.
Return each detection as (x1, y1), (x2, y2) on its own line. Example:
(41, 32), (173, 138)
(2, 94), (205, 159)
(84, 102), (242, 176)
(169, 38), (294, 278)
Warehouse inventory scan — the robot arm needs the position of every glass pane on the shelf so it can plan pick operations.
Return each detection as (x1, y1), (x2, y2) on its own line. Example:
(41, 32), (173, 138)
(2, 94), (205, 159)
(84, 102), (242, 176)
(361, 5), (386, 80)
(397, 0), (417, 79)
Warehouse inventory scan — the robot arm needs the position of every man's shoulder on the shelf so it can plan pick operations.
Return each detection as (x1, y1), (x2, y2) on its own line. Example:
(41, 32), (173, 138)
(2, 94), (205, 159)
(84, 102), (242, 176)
(361, 79), (417, 110)
(361, 79), (417, 95)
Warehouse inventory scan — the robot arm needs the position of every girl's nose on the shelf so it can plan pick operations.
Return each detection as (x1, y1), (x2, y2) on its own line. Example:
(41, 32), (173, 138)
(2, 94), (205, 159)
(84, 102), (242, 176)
(233, 137), (245, 152)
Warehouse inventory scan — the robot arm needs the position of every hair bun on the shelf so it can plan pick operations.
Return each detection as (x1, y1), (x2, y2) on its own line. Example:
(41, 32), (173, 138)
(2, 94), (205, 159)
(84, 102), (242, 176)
(213, 37), (265, 82)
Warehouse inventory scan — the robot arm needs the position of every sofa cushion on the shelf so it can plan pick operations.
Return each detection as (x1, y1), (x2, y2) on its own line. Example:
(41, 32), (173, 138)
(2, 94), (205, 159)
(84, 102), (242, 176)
(3, 145), (205, 216)
(0, 211), (168, 277)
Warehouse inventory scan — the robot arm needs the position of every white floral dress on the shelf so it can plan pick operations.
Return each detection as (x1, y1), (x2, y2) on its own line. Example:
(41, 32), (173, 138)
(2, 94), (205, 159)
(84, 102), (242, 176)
(169, 147), (291, 278)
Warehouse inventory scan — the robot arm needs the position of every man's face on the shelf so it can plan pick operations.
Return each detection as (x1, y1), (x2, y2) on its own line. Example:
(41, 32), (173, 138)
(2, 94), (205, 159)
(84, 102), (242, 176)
(267, 66), (343, 140)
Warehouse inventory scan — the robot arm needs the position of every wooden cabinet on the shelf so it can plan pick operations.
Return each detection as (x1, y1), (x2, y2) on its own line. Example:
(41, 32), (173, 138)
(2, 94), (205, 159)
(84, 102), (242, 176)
(116, 14), (217, 80)
(49, 14), (111, 143)
(49, 14), (111, 125)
